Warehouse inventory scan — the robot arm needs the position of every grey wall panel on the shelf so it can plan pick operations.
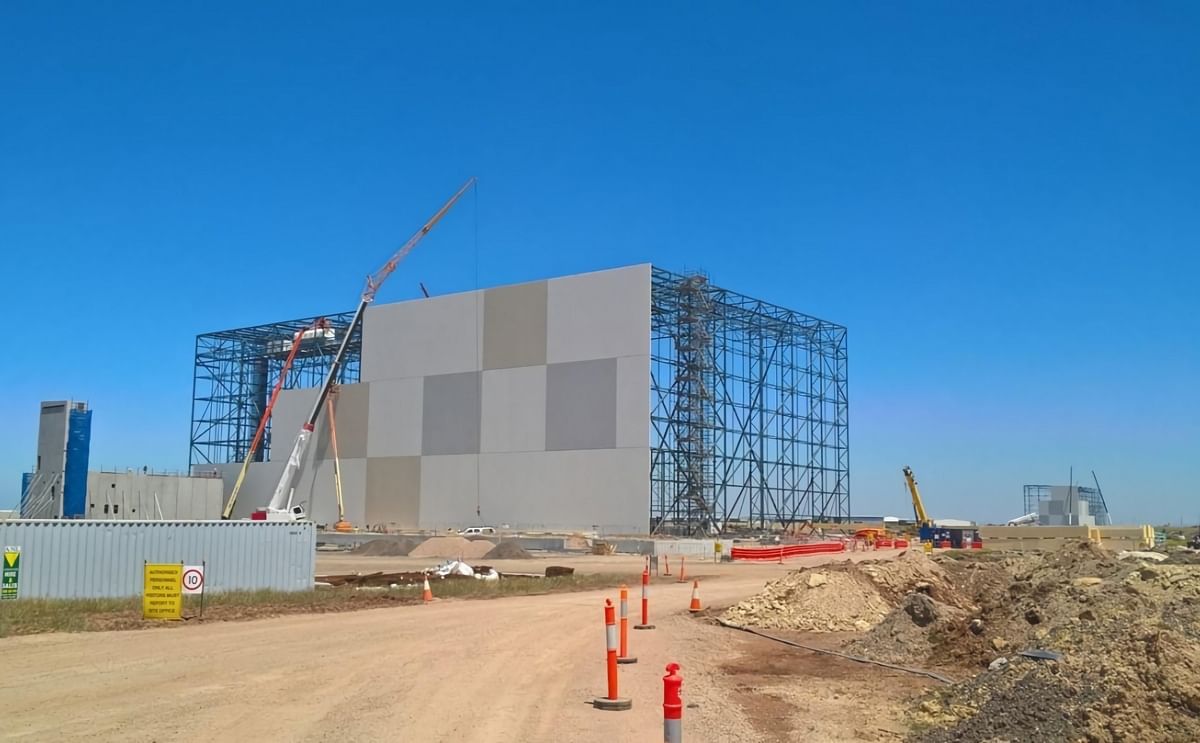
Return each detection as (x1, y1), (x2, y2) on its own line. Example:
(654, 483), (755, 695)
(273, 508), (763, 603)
(421, 371), (482, 455)
(0, 520), (315, 598)
(417, 454), (481, 529)
(616, 355), (651, 449)
(545, 359), (617, 451)
(361, 292), (484, 381)
(322, 383), (369, 460)
(271, 387), (319, 461)
(481, 366), (546, 453)
(291, 457), (366, 527)
(85, 472), (223, 521)
(366, 377), (424, 457)
(215, 460), (285, 519)
(478, 449), (648, 533)
(365, 456), (421, 528)
(483, 280), (548, 370)
(546, 265), (652, 364)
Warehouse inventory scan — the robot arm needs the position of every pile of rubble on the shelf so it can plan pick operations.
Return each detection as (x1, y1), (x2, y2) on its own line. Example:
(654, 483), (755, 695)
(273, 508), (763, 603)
(888, 542), (1200, 743)
(720, 551), (950, 632)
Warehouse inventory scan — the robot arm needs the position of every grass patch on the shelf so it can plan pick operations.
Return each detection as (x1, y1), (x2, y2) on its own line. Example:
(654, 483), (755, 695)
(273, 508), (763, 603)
(0, 572), (637, 639)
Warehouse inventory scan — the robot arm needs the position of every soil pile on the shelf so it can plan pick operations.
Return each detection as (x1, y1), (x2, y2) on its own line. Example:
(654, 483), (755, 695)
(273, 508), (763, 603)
(484, 541), (534, 559)
(901, 541), (1200, 743)
(409, 536), (495, 560)
(720, 551), (948, 633)
(351, 538), (420, 557)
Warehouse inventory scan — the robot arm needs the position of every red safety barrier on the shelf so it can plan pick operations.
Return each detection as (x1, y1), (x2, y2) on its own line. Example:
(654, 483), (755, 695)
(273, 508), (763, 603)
(593, 599), (632, 710)
(635, 565), (655, 630)
(618, 585), (636, 664)
(939, 540), (951, 549)
(971, 540), (984, 549)
(875, 538), (894, 549)
(729, 542), (846, 562)
(663, 662), (683, 743)
(894, 539), (909, 549)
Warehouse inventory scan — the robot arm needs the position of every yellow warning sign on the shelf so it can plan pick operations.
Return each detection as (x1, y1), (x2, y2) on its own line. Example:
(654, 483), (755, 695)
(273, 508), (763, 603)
(3, 550), (17, 569)
(142, 563), (183, 620)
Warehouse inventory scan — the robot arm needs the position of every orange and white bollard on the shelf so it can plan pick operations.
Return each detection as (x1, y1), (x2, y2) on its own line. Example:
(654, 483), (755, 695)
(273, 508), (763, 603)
(663, 662), (683, 743)
(688, 580), (702, 613)
(634, 565), (655, 630)
(593, 599), (632, 710)
(663, 554), (672, 576)
(676, 555), (686, 583)
(617, 585), (637, 664)
(422, 575), (433, 603)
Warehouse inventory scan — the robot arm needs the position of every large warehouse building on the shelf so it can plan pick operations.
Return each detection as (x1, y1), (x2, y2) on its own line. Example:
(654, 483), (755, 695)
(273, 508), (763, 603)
(191, 264), (848, 535)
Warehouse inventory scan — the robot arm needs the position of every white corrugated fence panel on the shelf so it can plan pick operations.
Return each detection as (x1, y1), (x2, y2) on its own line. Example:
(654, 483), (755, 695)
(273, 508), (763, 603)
(0, 520), (315, 599)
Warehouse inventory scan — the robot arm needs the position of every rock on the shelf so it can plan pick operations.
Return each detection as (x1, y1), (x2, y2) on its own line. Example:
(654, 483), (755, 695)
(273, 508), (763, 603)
(1079, 609), (1096, 621)
(991, 637), (1009, 651)
(915, 581), (934, 594)
(903, 593), (938, 627)
(853, 619), (871, 631)
(807, 572), (828, 588)
(1072, 577), (1103, 587)
(920, 700), (942, 714)
(1025, 607), (1044, 625)
(969, 618), (985, 635)
(1138, 565), (1161, 580)
(988, 657), (1010, 671)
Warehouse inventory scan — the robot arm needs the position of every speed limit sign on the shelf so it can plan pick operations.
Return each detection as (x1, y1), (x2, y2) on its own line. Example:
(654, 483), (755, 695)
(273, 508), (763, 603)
(182, 565), (205, 595)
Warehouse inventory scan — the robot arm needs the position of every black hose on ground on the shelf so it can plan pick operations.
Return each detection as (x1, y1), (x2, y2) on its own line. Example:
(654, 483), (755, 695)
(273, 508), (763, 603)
(714, 617), (957, 685)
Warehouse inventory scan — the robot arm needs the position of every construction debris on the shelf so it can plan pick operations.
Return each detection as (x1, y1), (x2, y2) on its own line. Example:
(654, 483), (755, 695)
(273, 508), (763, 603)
(484, 541), (534, 559)
(408, 536), (495, 560)
(351, 537), (421, 556)
(720, 552), (951, 632)
(864, 542), (1200, 743)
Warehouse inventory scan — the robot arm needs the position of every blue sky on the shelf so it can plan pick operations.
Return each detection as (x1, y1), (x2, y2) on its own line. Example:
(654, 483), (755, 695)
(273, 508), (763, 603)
(1, 3), (1197, 523)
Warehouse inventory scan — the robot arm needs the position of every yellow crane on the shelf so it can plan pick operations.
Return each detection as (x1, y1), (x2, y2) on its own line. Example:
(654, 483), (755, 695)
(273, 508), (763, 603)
(902, 465), (936, 542)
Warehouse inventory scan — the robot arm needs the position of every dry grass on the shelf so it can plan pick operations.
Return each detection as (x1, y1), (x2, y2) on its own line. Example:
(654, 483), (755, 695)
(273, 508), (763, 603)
(0, 572), (636, 639)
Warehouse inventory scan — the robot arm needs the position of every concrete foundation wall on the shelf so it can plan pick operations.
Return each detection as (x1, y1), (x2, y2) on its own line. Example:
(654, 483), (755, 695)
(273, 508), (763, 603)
(85, 472), (223, 520)
(233, 265), (653, 533)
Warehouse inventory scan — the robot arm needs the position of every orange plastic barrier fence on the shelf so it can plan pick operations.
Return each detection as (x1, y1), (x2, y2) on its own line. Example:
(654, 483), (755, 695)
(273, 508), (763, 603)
(729, 542), (846, 561)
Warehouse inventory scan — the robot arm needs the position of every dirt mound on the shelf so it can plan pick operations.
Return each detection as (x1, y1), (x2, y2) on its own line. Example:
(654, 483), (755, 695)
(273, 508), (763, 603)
(351, 538), (420, 557)
(484, 541), (533, 559)
(847, 592), (966, 667)
(721, 552), (949, 633)
(903, 541), (1200, 743)
(409, 536), (495, 560)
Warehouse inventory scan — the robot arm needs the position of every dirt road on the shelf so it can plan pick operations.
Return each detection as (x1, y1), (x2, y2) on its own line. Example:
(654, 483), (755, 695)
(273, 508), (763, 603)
(1, 553), (896, 742)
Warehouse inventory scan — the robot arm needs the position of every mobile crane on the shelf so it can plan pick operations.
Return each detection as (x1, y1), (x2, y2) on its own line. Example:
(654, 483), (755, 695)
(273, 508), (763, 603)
(902, 465), (936, 543)
(253, 178), (477, 522)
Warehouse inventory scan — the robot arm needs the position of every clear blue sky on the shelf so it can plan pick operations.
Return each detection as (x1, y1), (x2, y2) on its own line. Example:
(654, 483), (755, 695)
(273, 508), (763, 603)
(2, 3), (1197, 524)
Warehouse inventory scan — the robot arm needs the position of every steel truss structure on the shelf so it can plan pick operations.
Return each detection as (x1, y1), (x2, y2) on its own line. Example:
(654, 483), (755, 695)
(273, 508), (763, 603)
(1023, 484), (1111, 526)
(189, 312), (361, 468)
(650, 268), (849, 535)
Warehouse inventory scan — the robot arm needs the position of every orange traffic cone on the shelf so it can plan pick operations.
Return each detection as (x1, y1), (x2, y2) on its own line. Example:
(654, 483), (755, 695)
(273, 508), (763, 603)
(422, 575), (433, 603)
(688, 580), (702, 613)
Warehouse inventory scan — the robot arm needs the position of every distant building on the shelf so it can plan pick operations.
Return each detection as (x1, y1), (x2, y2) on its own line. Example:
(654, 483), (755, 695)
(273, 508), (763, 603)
(21, 401), (92, 518)
(1024, 484), (1110, 526)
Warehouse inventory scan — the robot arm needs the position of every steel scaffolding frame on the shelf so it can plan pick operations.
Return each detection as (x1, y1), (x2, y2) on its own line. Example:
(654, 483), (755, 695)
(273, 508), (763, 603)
(189, 312), (361, 468)
(651, 268), (849, 535)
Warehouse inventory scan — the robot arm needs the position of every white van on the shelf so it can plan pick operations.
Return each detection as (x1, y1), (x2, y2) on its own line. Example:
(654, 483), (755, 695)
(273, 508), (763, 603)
(458, 526), (497, 537)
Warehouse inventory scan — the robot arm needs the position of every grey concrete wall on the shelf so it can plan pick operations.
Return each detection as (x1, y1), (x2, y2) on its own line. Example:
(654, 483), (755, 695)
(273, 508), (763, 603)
(233, 264), (652, 534)
(85, 472), (223, 520)
(27, 401), (69, 517)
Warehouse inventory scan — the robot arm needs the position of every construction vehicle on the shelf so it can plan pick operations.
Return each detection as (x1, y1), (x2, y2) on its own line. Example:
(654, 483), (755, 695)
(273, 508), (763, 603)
(222, 319), (331, 520)
(258, 177), (478, 522)
(902, 465), (936, 543)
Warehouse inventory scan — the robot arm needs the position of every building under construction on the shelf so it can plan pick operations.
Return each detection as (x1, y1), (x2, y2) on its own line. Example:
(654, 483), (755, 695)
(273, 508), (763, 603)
(190, 265), (848, 535)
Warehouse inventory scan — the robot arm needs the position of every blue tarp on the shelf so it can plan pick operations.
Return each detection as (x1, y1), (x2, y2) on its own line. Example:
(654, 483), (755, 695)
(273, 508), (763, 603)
(62, 409), (92, 518)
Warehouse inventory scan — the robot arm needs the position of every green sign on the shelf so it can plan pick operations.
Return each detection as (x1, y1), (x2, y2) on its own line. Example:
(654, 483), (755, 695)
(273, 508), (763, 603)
(2, 547), (20, 600)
